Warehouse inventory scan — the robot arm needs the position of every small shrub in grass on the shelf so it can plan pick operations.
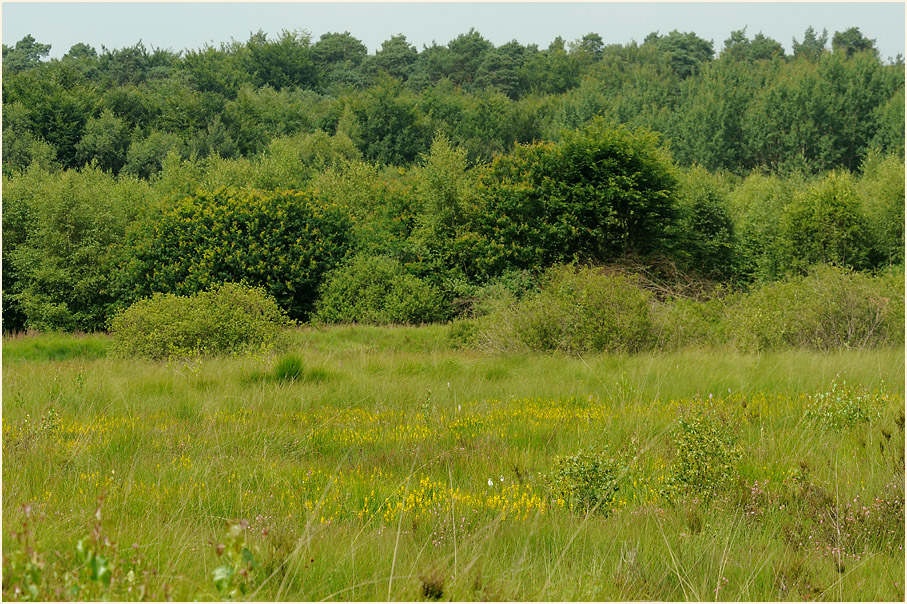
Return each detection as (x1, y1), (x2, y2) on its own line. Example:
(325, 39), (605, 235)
(663, 413), (740, 501)
(273, 354), (304, 382)
(446, 318), (479, 349)
(550, 450), (622, 515)
(805, 377), (884, 430)
(109, 283), (291, 360)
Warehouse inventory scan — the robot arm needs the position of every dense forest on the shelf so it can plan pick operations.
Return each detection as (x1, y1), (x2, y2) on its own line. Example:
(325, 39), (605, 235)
(2, 25), (904, 334)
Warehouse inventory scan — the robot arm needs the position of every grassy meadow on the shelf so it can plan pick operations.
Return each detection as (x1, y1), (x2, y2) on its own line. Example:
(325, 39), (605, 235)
(2, 326), (904, 601)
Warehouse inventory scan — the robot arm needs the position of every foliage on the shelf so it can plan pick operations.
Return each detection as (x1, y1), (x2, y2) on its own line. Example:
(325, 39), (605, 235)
(670, 165), (738, 278)
(805, 377), (884, 430)
(2, 499), (169, 601)
(725, 264), (904, 351)
(663, 411), (740, 500)
(476, 265), (654, 353)
(314, 254), (451, 325)
(108, 283), (291, 360)
(120, 187), (352, 320)
(781, 171), (872, 272)
(211, 520), (260, 600)
(550, 450), (622, 515)
(3, 166), (151, 332)
(857, 151), (905, 265)
(472, 120), (678, 276)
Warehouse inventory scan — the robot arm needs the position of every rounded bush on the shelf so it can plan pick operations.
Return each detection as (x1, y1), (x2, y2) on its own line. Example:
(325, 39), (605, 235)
(314, 254), (451, 325)
(109, 283), (291, 360)
(477, 265), (654, 353)
(120, 187), (352, 321)
(725, 264), (904, 351)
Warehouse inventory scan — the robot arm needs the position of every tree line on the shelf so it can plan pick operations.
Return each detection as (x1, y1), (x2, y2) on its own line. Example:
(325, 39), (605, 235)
(3, 119), (903, 333)
(2, 25), (903, 178)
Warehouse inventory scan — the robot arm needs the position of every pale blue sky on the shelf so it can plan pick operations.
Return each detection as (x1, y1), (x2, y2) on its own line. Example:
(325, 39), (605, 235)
(3, 2), (905, 62)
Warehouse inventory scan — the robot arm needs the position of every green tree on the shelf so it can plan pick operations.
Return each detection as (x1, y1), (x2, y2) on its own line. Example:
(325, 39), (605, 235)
(722, 29), (784, 62)
(644, 30), (714, 78)
(792, 26), (828, 62)
(75, 109), (131, 173)
(120, 188), (353, 320)
(2, 34), (51, 74)
(857, 151), (905, 266)
(671, 165), (737, 278)
(473, 119), (678, 276)
(446, 28), (494, 88)
(312, 31), (368, 89)
(475, 42), (523, 99)
(782, 171), (872, 272)
(182, 42), (248, 97)
(369, 34), (419, 81)
(123, 130), (185, 179)
(832, 27), (877, 58)
(243, 29), (317, 90)
(4, 166), (151, 331)
(357, 78), (431, 165)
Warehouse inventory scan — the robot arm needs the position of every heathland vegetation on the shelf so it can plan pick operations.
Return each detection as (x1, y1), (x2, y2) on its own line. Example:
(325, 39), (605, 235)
(2, 24), (904, 601)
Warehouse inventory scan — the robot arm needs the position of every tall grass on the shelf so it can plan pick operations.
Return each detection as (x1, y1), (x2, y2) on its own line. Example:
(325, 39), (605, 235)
(2, 327), (904, 600)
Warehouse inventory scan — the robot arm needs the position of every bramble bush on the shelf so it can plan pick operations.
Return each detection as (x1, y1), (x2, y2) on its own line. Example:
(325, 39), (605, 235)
(109, 283), (291, 360)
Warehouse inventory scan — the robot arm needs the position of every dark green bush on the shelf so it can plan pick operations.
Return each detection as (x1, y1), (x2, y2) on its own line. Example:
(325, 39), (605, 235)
(120, 187), (352, 321)
(109, 283), (291, 360)
(471, 119), (678, 277)
(314, 254), (451, 325)
(671, 165), (738, 279)
(725, 264), (904, 351)
(477, 265), (654, 353)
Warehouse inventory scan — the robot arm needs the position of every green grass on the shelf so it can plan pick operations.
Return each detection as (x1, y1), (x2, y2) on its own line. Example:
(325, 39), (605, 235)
(3, 326), (904, 601)
(2, 332), (110, 362)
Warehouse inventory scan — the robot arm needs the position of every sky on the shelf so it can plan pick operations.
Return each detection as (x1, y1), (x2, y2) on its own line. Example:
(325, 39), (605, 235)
(2, 2), (905, 62)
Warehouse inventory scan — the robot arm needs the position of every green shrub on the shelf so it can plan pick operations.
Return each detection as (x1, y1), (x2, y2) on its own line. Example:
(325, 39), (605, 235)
(446, 319), (479, 349)
(650, 296), (726, 350)
(3, 166), (151, 332)
(472, 119), (678, 276)
(314, 254), (451, 325)
(725, 264), (904, 351)
(120, 187), (352, 321)
(550, 450), (622, 515)
(109, 283), (291, 360)
(663, 412), (740, 500)
(477, 265), (654, 353)
(806, 377), (884, 430)
(671, 165), (738, 279)
(858, 152), (905, 266)
(781, 171), (873, 272)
